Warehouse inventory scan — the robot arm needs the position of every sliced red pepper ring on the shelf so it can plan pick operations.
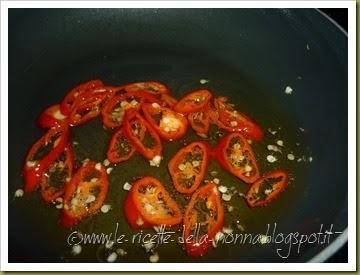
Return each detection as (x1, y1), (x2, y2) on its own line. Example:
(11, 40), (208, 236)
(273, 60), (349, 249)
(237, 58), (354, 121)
(212, 132), (260, 184)
(23, 124), (69, 192)
(142, 103), (188, 141)
(69, 87), (113, 126)
(122, 81), (170, 95)
(101, 91), (144, 129)
(210, 97), (263, 141)
(183, 182), (224, 257)
(188, 108), (211, 135)
(160, 93), (178, 108)
(61, 161), (109, 228)
(168, 142), (209, 194)
(40, 145), (74, 203)
(245, 170), (289, 208)
(123, 111), (162, 160)
(174, 89), (213, 114)
(37, 104), (68, 128)
(107, 124), (145, 164)
(60, 79), (104, 115)
(124, 176), (182, 229)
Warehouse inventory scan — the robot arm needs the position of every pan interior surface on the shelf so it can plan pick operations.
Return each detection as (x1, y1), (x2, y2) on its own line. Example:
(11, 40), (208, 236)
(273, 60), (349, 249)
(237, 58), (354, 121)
(8, 8), (347, 263)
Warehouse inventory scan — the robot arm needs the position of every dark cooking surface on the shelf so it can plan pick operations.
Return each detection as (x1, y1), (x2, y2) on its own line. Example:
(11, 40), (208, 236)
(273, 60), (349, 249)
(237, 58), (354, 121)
(8, 9), (347, 263)
(318, 8), (348, 263)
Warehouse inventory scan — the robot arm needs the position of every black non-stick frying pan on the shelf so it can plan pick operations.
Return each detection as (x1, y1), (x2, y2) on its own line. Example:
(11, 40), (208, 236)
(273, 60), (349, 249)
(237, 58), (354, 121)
(8, 8), (347, 263)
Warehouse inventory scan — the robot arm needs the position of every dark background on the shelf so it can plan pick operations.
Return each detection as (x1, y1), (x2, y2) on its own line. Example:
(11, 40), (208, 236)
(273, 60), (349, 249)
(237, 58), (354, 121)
(319, 8), (348, 263)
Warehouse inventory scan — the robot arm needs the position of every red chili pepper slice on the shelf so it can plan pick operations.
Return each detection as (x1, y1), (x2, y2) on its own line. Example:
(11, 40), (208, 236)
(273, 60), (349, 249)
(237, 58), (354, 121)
(107, 123), (145, 164)
(245, 170), (289, 208)
(183, 182), (224, 257)
(142, 103), (188, 141)
(160, 93), (178, 108)
(23, 124), (69, 192)
(124, 176), (182, 229)
(61, 161), (109, 228)
(168, 142), (209, 194)
(210, 97), (263, 141)
(123, 111), (162, 160)
(122, 81), (170, 95)
(40, 145), (74, 203)
(101, 91), (144, 129)
(188, 108), (211, 135)
(60, 79), (104, 115)
(174, 89), (213, 114)
(37, 104), (67, 128)
(212, 132), (260, 184)
(69, 86), (113, 126)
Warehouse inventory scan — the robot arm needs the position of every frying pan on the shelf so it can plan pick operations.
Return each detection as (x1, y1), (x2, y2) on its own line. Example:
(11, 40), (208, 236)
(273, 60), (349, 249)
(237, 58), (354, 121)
(8, 8), (347, 263)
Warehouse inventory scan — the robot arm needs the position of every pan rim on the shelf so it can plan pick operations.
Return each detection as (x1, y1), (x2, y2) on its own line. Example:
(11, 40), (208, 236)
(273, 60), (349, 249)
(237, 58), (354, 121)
(306, 8), (348, 263)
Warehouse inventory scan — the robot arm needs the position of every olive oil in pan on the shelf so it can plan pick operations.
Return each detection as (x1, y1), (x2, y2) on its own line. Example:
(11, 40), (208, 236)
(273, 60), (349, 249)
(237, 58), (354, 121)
(61, 85), (309, 262)
(12, 78), (311, 263)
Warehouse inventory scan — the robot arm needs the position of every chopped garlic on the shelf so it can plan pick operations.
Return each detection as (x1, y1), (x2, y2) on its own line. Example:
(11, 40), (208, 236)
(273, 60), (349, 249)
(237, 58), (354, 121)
(106, 167), (113, 174)
(259, 235), (270, 244)
(103, 159), (110, 167)
(227, 205), (234, 212)
(90, 178), (98, 183)
(95, 162), (102, 171)
(218, 185), (227, 193)
(200, 79), (209, 84)
(55, 197), (63, 203)
(309, 156), (313, 162)
(107, 252), (118, 262)
(123, 182), (132, 191)
(136, 217), (144, 226)
(130, 99), (138, 106)
(149, 155), (162, 167)
(72, 141), (79, 145)
(192, 160), (200, 167)
(101, 204), (111, 213)
(244, 165), (252, 172)
(14, 189), (24, 198)
(55, 203), (63, 209)
(285, 86), (293, 95)
(149, 252), (159, 263)
(210, 170), (218, 176)
(116, 248), (127, 256)
(266, 155), (277, 163)
(82, 158), (89, 164)
(197, 133), (208, 138)
(306, 44), (310, 50)
(222, 227), (233, 234)
(276, 140), (284, 146)
(86, 195), (96, 204)
(213, 178), (220, 184)
(222, 193), (232, 201)
(287, 153), (295, 161)
(26, 161), (37, 168)
(71, 245), (82, 255)
(178, 163), (186, 171)
(264, 189), (273, 195)
(143, 241), (155, 252)
(53, 110), (66, 120)
(152, 102), (160, 108)
(268, 128), (277, 135)
(230, 121), (238, 127)
(120, 101), (128, 107)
